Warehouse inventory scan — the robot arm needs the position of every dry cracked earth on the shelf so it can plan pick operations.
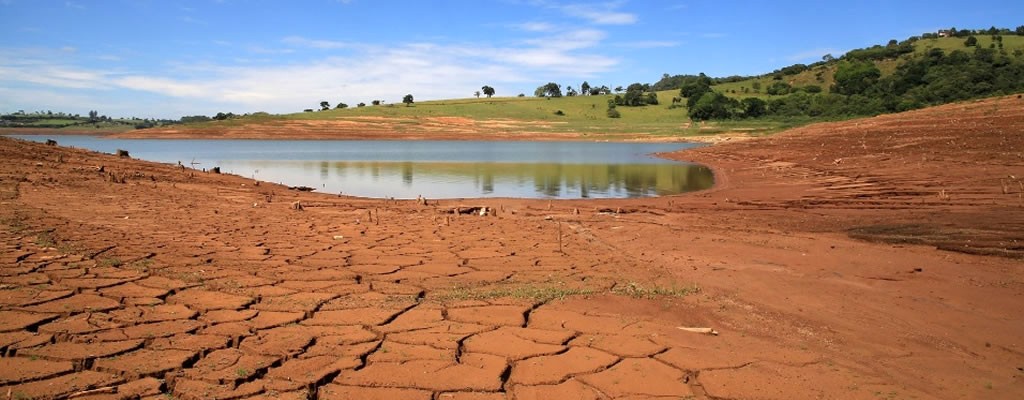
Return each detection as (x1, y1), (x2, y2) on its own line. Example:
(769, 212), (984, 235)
(3, 95), (1024, 399)
(0, 137), (761, 400)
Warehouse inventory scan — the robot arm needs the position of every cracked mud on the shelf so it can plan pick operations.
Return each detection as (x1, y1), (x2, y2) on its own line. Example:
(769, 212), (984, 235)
(2, 96), (1023, 399)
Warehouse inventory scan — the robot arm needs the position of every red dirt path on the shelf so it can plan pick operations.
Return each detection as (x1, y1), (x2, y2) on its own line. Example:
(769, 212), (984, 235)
(1, 95), (1023, 399)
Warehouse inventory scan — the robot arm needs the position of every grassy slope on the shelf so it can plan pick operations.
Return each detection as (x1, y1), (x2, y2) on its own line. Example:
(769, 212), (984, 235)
(716, 36), (1024, 97)
(193, 91), (798, 138)
(175, 36), (1024, 139)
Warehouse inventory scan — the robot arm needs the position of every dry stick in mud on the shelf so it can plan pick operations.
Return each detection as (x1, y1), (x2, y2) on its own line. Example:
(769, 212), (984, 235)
(558, 222), (563, 254)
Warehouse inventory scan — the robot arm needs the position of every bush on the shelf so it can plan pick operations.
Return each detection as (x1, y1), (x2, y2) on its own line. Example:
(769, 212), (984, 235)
(553, 110), (565, 116)
(766, 81), (792, 95)
(606, 108), (621, 118)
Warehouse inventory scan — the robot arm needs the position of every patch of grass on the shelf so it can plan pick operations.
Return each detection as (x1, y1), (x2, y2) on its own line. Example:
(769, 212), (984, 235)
(611, 282), (701, 299)
(236, 368), (249, 378)
(128, 258), (153, 272)
(2, 219), (26, 234)
(432, 285), (595, 303)
(97, 257), (123, 268)
(432, 281), (702, 303)
(34, 231), (56, 248)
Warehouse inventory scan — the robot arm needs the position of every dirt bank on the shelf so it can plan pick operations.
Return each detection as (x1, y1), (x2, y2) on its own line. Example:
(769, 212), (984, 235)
(1, 95), (1022, 399)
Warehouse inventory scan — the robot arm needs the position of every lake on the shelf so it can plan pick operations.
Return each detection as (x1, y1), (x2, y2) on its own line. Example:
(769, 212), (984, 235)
(7, 135), (713, 199)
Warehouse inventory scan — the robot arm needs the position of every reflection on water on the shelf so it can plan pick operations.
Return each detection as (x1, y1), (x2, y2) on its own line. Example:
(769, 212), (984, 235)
(221, 160), (713, 199)
(6, 135), (713, 199)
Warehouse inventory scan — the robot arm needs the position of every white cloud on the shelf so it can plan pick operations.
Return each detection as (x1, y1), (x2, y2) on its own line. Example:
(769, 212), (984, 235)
(515, 22), (556, 32)
(560, 3), (637, 25)
(614, 40), (680, 49)
(114, 76), (206, 97)
(699, 33), (726, 39)
(0, 14), (624, 118)
(281, 36), (354, 50)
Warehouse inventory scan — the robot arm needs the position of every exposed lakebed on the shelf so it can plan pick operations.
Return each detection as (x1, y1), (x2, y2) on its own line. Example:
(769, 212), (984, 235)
(9, 135), (713, 199)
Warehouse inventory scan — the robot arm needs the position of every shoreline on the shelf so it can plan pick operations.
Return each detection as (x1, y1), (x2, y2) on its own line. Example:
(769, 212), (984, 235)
(1, 95), (1022, 398)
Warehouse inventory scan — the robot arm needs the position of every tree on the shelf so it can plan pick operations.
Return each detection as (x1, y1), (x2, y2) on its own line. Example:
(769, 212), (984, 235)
(566, 86), (578, 96)
(614, 86), (624, 93)
(357, 102), (366, 107)
(535, 82), (562, 97)
(679, 73), (712, 99)
(741, 98), (767, 118)
(402, 94), (414, 106)
(964, 35), (978, 47)
(320, 101), (330, 111)
(481, 85), (495, 98)
(335, 102), (348, 109)
(474, 91), (480, 98)
(372, 100), (382, 106)
(766, 81), (792, 95)
(622, 83), (645, 106)
(580, 81), (591, 96)
(688, 91), (739, 121)
(832, 61), (881, 95)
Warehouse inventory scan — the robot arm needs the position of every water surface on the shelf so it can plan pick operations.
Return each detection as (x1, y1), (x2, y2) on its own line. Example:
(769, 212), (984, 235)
(8, 135), (713, 199)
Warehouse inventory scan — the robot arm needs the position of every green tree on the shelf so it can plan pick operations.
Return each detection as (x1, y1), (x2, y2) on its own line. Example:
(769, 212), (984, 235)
(481, 85), (495, 97)
(622, 83), (644, 105)
(766, 81), (792, 95)
(964, 35), (978, 47)
(831, 61), (881, 95)
(580, 81), (590, 96)
(687, 91), (738, 121)
(320, 101), (330, 111)
(402, 94), (414, 106)
(335, 102), (348, 109)
(679, 73), (712, 99)
(741, 98), (767, 118)
(474, 91), (480, 98)
(535, 82), (562, 97)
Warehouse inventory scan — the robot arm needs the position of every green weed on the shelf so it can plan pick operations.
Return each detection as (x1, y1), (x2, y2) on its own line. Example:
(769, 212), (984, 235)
(612, 282), (702, 299)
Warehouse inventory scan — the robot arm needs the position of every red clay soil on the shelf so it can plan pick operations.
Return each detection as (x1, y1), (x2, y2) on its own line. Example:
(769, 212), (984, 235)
(1, 95), (1022, 399)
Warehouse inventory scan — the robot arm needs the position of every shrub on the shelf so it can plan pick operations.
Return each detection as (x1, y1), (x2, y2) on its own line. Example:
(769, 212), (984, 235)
(606, 108), (621, 118)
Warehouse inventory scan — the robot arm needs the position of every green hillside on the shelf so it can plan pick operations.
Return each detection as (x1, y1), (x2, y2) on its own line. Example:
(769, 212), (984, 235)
(170, 27), (1024, 139)
(191, 90), (800, 138)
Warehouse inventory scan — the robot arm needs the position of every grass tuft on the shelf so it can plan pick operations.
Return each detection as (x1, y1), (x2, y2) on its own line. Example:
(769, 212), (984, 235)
(611, 282), (702, 299)
(432, 285), (595, 303)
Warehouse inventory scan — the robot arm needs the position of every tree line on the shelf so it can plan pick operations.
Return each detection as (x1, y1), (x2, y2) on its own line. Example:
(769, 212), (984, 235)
(678, 26), (1024, 121)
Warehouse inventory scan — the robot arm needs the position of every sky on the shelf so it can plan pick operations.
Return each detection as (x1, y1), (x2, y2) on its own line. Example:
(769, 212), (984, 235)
(1, 1), (1022, 119)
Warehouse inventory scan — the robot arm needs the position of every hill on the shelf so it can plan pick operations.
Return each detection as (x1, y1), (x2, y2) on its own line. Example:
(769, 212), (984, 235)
(130, 27), (1024, 139)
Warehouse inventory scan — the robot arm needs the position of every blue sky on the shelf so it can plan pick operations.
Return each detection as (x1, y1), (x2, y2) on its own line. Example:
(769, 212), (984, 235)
(1, 0), (1021, 119)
